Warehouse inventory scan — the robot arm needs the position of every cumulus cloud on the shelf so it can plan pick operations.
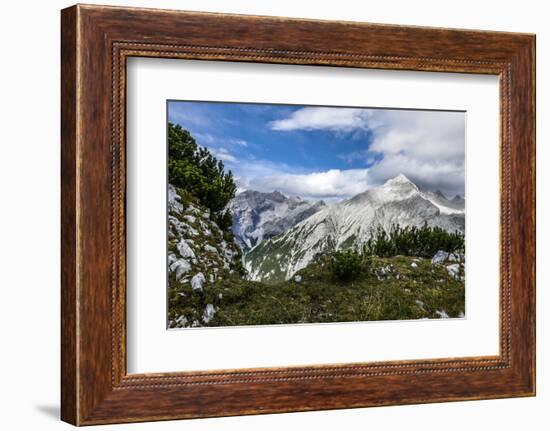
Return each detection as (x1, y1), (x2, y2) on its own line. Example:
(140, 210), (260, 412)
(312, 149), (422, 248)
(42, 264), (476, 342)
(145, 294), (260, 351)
(368, 153), (464, 197)
(269, 107), (374, 132)
(233, 163), (369, 200)
(210, 147), (238, 163)
(192, 133), (247, 165)
(338, 149), (378, 165)
(369, 110), (464, 160)
(367, 110), (465, 196)
(270, 106), (465, 197)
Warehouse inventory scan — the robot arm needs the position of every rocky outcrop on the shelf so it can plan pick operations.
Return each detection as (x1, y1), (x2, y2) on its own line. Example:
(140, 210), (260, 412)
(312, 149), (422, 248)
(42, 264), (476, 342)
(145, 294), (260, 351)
(168, 184), (242, 328)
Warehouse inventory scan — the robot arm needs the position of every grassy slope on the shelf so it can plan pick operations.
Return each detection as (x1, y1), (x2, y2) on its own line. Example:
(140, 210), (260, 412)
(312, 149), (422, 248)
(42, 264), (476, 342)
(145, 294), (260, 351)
(168, 255), (464, 327)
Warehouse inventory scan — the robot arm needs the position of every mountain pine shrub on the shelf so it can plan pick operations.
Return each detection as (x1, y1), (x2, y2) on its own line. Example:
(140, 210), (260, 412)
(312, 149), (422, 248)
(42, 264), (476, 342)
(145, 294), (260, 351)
(362, 223), (464, 258)
(330, 249), (372, 282)
(168, 123), (237, 215)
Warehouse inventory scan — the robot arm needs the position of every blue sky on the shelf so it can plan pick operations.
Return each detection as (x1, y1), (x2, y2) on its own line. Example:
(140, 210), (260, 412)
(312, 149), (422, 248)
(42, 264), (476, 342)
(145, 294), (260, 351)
(168, 101), (465, 200)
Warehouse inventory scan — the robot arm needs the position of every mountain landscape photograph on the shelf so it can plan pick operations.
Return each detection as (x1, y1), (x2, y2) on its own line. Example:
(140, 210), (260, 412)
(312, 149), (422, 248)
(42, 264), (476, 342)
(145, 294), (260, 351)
(166, 101), (466, 329)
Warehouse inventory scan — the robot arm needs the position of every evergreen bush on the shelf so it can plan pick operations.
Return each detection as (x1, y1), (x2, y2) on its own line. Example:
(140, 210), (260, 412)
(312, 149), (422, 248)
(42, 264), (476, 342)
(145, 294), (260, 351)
(168, 123), (236, 215)
(330, 249), (369, 282)
(362, 224), (464, 258)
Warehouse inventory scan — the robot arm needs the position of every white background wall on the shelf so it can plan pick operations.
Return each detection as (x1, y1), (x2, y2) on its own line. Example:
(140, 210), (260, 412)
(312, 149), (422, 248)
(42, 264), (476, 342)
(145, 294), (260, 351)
(0, 0), (546, 429)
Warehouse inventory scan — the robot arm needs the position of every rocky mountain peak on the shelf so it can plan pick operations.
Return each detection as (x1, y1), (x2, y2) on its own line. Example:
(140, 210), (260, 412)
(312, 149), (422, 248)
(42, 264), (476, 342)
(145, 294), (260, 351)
(434, 190), (447, 199)
(384, 173), (415, 186)
(381, 174), (419, 193)
(268, 190), (286, 200)
(347, 174), (420, 206)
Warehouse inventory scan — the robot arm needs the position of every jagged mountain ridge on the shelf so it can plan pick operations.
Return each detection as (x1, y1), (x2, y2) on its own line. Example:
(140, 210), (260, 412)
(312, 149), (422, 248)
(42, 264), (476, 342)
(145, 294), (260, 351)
(244, 174), (465, 283)
(228, 190), (326, 252)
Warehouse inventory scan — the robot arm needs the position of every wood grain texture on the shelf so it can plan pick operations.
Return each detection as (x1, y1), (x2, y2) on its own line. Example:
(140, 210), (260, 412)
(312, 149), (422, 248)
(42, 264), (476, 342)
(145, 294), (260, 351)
(60, 4), (536, 426)
(60, 5), (78, 425)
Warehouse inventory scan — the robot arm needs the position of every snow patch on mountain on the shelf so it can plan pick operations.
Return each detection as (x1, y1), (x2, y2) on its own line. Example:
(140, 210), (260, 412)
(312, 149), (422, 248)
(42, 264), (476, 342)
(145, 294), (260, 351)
(421, 189), (465, 215)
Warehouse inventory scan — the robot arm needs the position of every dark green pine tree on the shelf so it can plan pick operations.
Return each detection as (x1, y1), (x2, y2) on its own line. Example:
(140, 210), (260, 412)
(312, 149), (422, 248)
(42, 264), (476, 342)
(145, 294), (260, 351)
(362, 223), (464, 258)
(168, 122), (237, 222)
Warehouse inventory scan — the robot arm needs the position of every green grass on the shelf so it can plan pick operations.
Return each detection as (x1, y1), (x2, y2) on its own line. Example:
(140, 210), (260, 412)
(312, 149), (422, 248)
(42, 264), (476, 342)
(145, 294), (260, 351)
(168, 255), (465, 328)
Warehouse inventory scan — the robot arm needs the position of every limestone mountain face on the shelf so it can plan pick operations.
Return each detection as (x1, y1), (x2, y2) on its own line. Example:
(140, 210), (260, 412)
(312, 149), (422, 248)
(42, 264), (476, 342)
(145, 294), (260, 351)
(167, 184), (242, 328)
(244, 175), (465, 283)
(228, 190), (326, 253)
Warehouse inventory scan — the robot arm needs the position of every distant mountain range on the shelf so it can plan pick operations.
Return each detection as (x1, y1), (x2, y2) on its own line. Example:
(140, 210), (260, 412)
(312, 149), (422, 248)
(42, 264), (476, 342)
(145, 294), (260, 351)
(228, 190), (326, 253)
(236, 174), (465, 283)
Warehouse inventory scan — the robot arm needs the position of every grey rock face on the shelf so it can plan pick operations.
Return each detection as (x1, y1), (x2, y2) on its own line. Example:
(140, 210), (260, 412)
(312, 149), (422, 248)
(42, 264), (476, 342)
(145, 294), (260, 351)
(431, 250), (460, 265)
(191, 272), (206, 292)
(169, 256), (192, 280)
(168, 184), (241, 289)
(432, 250), (450, 264)
(228, 190), (326, 252)
(446, 263), (461, 279)
(202, 304), (216, 323)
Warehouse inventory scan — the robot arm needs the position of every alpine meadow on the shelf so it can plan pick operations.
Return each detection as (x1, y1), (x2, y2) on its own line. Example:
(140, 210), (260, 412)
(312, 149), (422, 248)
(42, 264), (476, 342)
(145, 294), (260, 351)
(167, 101), (466, 329)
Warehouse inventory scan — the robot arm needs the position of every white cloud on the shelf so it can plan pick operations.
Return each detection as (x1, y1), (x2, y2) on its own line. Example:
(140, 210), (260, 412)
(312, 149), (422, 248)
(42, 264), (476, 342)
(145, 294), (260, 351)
(338, 149), (373, 164)
(367, 110), (465, 196)
(233, 139), (248, 147)
(210, 147), (238, 163)
(237, 168), (369, 200)
(269, 107), (373, 132)
(231, 159), (295, 182)
(194, 132), (216, 145)
(271, 107), (465, 196)
(369, 110), (464, 161)
(368, 153), (464, 197)
(192, 133), (247, 166)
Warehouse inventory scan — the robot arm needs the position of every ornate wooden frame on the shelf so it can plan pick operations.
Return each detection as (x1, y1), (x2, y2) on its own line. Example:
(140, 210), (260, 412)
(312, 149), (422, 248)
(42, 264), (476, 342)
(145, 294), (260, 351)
(61, 4), (535, 425)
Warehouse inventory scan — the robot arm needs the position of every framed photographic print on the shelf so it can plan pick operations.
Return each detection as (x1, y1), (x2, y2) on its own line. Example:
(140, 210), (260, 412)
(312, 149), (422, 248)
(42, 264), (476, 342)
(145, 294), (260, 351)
(61, 4), (535, 425)
(164, 101), (467, 329)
